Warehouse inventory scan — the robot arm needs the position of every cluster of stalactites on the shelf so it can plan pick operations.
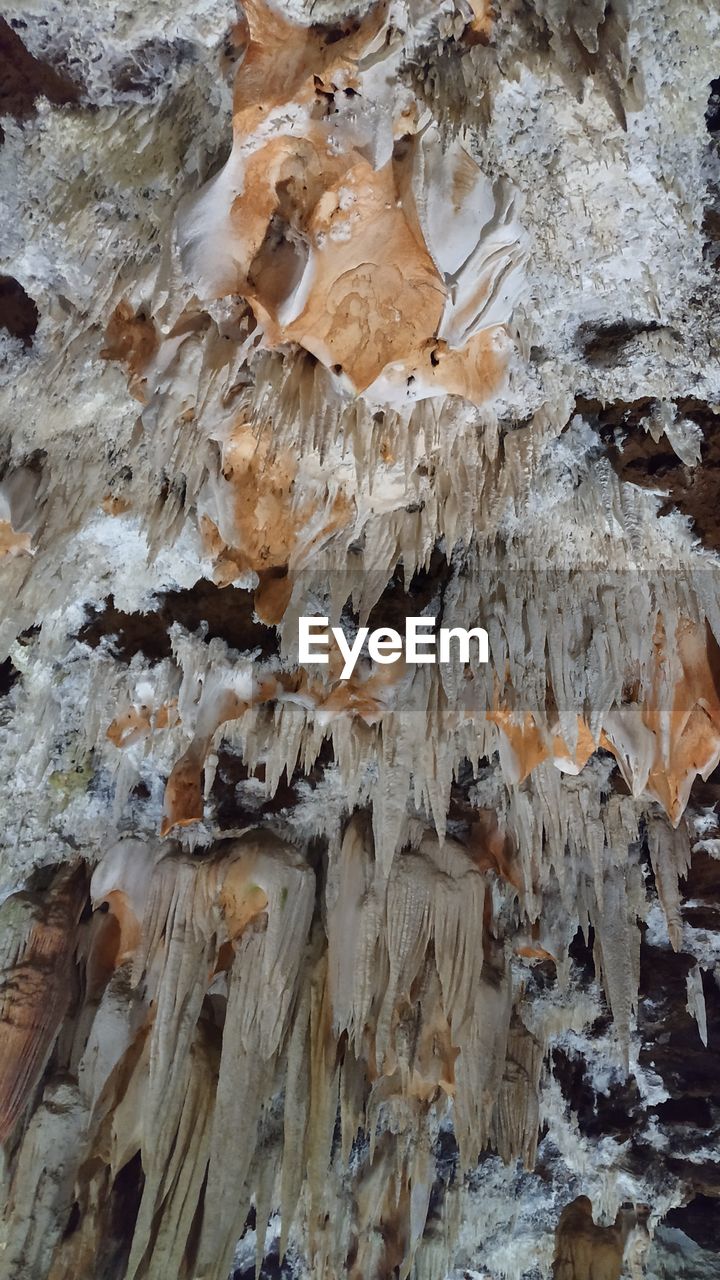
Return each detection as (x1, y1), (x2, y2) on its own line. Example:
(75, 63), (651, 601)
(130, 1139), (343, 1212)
(96, 597), (720, 874)
(0, 774), (697, 1280)
(0, 835), (314, 1280)
(0, 813), (560, 1280)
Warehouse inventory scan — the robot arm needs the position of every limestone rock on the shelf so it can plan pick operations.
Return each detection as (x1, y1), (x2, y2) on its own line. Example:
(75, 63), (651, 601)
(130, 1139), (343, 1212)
(0, 0), (719, 1277)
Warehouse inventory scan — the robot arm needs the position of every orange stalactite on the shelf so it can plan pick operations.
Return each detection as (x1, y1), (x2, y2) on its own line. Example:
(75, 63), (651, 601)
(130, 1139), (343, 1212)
(602, 618), (720, 826)
(101, 494), (132, 516)
(106, 701), (178, 750)
(464, 0), (494, 44)
(468, 811), (522, 891)
(231, 0), (389, 135)
(199, 424), (352, 610)
(0, 519), (31, 558)
(84, 889), (142, 995)
(101, 301), (158, 402)
(487, 706), (596, 784)
(0, 867), (87, 1144)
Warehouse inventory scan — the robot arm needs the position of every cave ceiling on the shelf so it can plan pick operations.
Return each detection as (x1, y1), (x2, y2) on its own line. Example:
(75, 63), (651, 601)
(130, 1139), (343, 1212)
(0, 2), (720, 1278)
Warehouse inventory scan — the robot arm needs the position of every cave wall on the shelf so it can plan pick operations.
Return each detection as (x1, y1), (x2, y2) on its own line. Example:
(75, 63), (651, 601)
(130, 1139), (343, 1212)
(0, 2), (719, 1278)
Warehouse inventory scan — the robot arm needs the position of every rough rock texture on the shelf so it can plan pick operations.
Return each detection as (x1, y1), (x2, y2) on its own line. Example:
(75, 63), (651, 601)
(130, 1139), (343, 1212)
(0, 1), (719, 1278)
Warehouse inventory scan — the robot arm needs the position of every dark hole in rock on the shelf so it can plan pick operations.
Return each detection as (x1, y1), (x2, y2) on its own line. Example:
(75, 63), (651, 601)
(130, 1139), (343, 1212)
(654, 1096), (713, 1128)
(682, 903), (720, 931)
(639, 942), (720, 1103)
(665, 1194), (720, 1253)
(62, 1201), (81, 1240)
(624, 449), (682, 477)
(77, 579), (279, 664)
(568, 923), (596, 977)
(0, 275), (39, 346)
(578, 318), (661, 363)
(0, 657), (18, 696)
(581, 396), (720, 551)
(111, 38), (196, 98)
(16, 624), (40, 646)
(0, 17), (81, 139)
(311, 17), (361, 47)
(706, 77), (720, 133)
(94, 1151), (145, 1279)
(233, 1251), (294, 1280)
(233, 1204), (297, 1279)
(551, 1045), (643, 1140)
(683, 846), (720, 898)
(211, 740), (334, 832)
(358, 547), (449, 637)
(247, 210), (309, 311)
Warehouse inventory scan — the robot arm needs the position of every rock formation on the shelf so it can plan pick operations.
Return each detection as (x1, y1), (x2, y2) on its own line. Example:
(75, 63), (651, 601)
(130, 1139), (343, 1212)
(0, 1), (719, 1277)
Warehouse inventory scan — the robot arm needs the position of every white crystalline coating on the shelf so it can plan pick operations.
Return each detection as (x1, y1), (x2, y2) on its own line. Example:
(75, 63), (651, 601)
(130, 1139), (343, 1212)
(685, 964), (708, 1048)
(642, 403), (706, 469)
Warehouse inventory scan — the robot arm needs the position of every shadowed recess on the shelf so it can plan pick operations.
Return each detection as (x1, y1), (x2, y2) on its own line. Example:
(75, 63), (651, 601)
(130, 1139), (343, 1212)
(0, 276), (39, 347)
(77, 580), (279, 663)
(0, 17), (80, 138)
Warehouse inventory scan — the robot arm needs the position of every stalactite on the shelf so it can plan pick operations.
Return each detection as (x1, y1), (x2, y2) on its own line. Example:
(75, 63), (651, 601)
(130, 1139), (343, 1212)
(0, 866), (87, 1146)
